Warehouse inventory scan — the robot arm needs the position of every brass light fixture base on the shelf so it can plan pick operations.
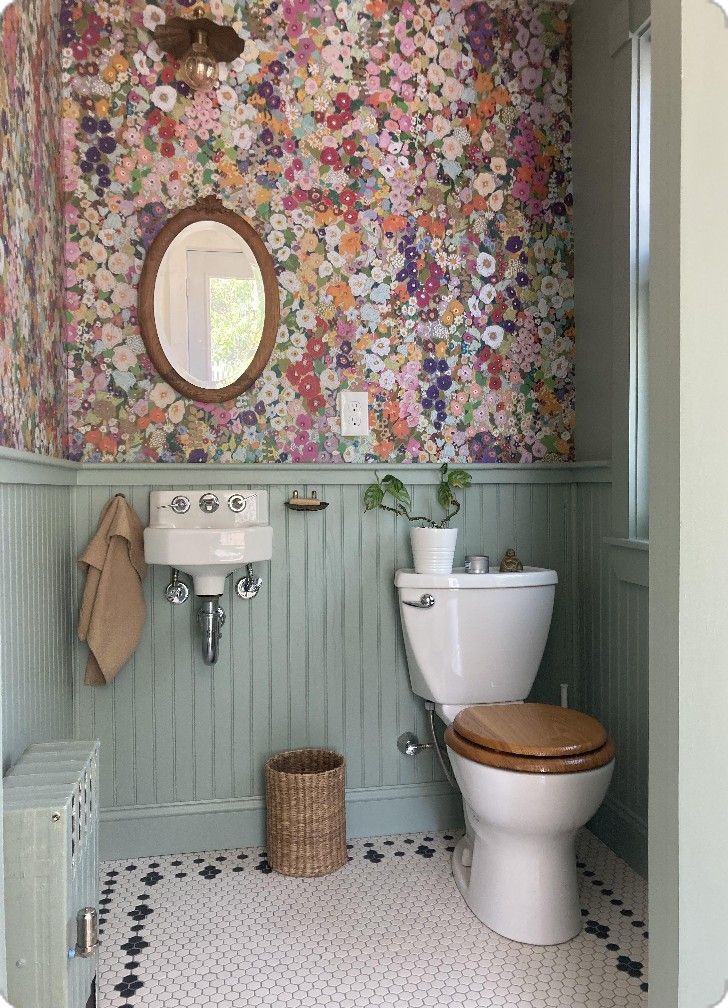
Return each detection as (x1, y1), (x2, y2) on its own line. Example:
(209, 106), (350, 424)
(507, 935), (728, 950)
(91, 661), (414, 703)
(153, 2), (245, 65)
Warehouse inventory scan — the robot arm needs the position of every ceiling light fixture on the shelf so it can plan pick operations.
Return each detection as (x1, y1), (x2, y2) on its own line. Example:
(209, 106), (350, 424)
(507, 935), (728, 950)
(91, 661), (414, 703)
(154, 2), (245, 93)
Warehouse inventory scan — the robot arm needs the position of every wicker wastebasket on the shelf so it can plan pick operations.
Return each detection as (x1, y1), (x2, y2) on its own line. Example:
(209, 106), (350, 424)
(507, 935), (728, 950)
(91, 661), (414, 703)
(264, 748), (346, 877)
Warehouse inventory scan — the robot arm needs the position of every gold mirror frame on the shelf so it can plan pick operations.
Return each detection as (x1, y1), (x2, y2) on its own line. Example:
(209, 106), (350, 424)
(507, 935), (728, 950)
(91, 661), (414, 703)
(138, 196), (280, 404)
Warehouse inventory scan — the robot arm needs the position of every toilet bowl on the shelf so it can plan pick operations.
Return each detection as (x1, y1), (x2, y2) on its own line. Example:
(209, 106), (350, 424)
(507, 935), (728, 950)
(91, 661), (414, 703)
(395, 567), (615, 945)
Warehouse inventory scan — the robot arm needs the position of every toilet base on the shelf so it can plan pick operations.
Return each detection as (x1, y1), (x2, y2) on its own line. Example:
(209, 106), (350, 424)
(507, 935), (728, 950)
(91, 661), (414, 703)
(451, 826), (583, 945)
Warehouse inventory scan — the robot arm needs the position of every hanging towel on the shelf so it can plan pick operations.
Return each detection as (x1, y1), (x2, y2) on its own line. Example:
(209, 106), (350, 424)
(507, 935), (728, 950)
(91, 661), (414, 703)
(78, 494), (147, 686)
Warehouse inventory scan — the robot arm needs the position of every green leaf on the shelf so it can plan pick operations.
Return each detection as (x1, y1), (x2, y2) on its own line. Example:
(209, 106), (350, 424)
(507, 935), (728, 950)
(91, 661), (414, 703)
(446, 469), (472, 490)
(363, 484), (384, 511)
(381, 475), (411, 510)
(436, 483), (453, 510)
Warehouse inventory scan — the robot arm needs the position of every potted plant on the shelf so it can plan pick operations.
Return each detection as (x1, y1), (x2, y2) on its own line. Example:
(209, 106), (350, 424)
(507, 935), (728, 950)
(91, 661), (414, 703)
(363, 463), (473, 574)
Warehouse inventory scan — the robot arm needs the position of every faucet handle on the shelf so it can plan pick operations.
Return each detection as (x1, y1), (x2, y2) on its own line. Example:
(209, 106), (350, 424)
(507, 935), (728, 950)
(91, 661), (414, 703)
(168, 495), (190, 514)
(199, 493), (219, 514)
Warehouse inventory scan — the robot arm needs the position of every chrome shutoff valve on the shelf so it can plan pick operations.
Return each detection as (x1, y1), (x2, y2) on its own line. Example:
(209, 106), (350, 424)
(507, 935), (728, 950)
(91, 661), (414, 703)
(165, 569), (190, 605)
(236, 564), (262, 600)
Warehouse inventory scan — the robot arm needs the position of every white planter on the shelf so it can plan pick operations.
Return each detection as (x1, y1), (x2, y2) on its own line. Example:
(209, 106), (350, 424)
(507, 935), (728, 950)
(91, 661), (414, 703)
(410, 526), (458, 575)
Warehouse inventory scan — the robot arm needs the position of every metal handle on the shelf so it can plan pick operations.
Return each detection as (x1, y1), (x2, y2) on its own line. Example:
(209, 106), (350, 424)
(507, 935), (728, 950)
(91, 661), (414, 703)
(199, 492), (219, 513)
(228, 494), (247, 513)
(168, 495), (190, 514)
(403, 593), (435, 609)
(75, 907), (99, 958)
(165, 569), (189, 605)
(236, 564), (262, 599)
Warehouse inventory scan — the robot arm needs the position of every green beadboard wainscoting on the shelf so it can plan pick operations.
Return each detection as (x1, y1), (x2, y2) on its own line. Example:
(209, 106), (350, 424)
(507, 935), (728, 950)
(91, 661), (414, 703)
(1, 453), (648, 873)
(574, 482), (649, 875)
(71, 462), (608, 859)
(0, 450), (77, 773)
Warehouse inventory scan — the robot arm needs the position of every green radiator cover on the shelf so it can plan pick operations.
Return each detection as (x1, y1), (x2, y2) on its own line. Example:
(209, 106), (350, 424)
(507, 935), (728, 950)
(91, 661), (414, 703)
(3, 741), (100, 1008)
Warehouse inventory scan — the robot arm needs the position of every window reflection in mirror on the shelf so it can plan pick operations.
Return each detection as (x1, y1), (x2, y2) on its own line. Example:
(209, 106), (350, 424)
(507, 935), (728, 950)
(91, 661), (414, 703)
(153, 222), (266, 391)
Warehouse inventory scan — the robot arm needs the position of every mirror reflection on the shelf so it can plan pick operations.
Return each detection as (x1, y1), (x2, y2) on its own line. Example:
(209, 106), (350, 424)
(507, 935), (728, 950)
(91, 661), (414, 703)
(153, 221), (266, 390)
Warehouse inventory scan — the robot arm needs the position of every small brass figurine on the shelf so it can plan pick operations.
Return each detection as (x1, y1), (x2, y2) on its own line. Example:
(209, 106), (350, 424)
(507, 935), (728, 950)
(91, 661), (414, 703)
(499, 548), (524, 573)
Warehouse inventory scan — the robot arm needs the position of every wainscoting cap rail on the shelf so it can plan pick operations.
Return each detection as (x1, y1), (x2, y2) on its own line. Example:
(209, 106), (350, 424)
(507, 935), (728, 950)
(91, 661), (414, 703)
(0, 450), (611, 486)
(74, 460), (612, 486)
(0, 446), (78, 485)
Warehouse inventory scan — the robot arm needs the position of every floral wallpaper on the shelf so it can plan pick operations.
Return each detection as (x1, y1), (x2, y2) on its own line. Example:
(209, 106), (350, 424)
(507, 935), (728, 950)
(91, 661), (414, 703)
(62, 0), (574, 464)
(0, 0), (67, 456)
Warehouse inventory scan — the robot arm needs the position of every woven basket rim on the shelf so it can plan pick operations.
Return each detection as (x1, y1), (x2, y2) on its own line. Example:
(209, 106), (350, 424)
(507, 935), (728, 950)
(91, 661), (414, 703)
(265, 747), (344, 776)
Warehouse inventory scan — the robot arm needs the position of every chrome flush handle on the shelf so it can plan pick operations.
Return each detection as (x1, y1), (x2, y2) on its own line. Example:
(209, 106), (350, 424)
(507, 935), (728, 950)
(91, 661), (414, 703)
(403, 594), (436, 609)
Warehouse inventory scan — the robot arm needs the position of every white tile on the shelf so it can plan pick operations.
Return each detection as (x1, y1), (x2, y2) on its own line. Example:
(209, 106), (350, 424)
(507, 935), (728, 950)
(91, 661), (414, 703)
(98, 830), (647, 1007)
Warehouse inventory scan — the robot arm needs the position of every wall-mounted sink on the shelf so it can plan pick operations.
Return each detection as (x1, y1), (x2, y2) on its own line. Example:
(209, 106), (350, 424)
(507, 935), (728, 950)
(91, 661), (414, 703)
(144, 490), (273, 596)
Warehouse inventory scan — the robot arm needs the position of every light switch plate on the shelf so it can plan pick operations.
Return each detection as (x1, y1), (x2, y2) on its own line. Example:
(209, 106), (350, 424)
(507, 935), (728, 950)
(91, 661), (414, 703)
(339, 390), (369, 437)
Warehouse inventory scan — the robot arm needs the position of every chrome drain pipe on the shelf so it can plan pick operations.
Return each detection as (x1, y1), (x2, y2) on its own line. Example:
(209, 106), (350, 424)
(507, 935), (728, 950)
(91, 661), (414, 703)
(197, 597), (225, 665)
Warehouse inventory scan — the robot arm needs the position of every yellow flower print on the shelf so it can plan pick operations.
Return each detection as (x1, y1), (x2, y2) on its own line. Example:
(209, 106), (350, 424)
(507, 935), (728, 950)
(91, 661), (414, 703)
(62, 97), (80, 117)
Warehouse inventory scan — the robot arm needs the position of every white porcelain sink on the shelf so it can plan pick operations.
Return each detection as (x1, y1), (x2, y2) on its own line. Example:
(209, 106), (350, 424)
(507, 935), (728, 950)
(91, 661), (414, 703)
(144, 490), (272, 595)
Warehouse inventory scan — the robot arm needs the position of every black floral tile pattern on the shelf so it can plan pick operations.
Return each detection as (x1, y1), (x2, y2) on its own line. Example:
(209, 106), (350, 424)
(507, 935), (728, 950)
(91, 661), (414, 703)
(99, 830), (647, 1007)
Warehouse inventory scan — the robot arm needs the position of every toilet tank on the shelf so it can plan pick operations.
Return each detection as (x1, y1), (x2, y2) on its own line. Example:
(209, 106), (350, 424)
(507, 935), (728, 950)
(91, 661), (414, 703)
(395, 567), (558, 705)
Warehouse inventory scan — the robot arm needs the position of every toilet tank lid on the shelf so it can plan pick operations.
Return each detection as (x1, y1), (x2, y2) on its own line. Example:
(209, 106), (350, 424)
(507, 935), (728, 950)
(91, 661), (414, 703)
(394, 567), (558, 589)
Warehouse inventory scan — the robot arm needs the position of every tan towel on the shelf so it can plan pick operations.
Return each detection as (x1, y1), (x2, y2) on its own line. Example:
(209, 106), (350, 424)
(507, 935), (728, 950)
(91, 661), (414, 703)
(78, 494), (147, 686)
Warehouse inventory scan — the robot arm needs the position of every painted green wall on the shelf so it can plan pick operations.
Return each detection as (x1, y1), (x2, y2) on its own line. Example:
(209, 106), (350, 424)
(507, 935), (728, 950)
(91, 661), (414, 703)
(574, 483), (648, 873)
(0, 451), (76, 773)
(571, 0), (651, 878)
(0, 449), (76, 997)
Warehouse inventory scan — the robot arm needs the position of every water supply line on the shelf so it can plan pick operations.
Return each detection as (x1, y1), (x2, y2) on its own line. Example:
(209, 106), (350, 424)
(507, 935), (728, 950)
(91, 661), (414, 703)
(425, 703), (460, 791)
(397, 705), (460, 791)
(197, 597), (225, 665)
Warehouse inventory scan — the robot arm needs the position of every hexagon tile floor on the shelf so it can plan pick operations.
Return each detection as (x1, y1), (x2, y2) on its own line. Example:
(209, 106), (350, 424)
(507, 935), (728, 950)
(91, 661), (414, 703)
(98, 829), (647, 1008)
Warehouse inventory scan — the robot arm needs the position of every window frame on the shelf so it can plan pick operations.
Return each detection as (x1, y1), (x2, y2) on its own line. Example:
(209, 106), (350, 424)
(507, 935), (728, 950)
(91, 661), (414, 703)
(629, 22), (651, 541)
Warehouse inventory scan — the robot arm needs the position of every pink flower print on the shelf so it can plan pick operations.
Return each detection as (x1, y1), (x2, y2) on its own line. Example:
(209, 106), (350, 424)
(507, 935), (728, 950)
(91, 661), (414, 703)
(529, 103), (549, 127)
(296, 35), (315, 60)
(528, 38), (546, 64)
(513, 49), (528, 70)
(64, 241), (81, 264)
(521, 66), (543, 90)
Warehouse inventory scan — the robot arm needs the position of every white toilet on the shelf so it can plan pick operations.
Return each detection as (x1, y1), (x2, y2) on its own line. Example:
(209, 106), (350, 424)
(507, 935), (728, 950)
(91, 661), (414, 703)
(395, 566), (615, 946)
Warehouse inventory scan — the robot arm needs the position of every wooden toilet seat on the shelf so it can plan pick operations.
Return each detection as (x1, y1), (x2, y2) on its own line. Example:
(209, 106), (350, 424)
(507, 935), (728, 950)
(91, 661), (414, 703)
(444, 702), (615, 774)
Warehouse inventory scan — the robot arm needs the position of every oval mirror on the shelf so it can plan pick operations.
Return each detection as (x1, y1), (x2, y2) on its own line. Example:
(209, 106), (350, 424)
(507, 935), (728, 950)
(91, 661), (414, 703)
(138, 197), (280, 403)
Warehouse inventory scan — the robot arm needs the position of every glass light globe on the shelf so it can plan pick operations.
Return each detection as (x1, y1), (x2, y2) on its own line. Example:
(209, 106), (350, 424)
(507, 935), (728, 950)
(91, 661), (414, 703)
(180, 29), (218, 91)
